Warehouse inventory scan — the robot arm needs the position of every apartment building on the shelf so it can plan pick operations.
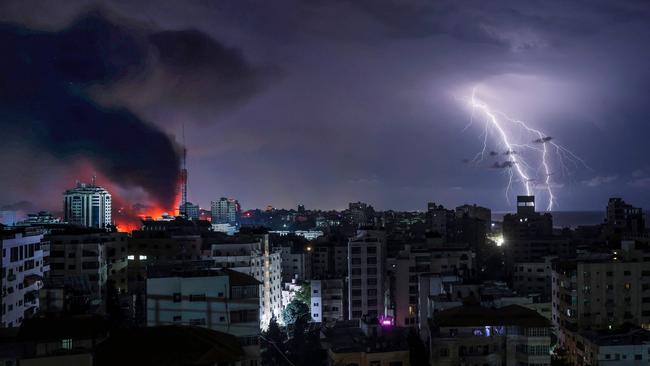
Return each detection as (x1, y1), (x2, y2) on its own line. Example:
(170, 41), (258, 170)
(146, 265), (261, 364)
(1, 227), (49, 327)
(348, 229), (386, 319)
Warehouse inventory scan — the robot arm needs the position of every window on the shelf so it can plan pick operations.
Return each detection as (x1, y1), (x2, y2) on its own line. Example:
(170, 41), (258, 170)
(173, 293), (181, 303)
(189, 318), (206, 326)
(189, 294), (206, 302)
(230, 310), (258, 323)
(61, 338), (73, 350)
(351, 247), (361, 254)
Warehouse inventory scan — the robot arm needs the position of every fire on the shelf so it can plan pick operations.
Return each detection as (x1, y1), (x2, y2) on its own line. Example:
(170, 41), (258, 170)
(113, 191), (181, 233)
(65, 161), (182, 233)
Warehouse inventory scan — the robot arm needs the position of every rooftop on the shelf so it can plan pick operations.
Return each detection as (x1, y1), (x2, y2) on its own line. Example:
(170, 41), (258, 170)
(147, 263), (261, 286)
(321, 319), (409, 354)
(432, 304), (551, 328)
(94, 326), (244, 366)
(581, 325), (650, 346)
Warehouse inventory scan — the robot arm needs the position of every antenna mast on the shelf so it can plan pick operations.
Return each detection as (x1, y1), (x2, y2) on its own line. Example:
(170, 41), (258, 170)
(180, 123), (188, 217)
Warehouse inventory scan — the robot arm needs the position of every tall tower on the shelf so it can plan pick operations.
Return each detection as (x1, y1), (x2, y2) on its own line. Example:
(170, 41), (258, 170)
(179, 123), (188, 217)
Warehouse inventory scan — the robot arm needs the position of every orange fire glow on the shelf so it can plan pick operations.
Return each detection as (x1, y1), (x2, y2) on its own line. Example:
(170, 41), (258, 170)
(114, 190), (181, 233)
(66, 161), (182, 233)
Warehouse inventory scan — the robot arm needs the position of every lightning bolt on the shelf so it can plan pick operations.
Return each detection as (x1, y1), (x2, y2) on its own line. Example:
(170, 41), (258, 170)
(466, 88), (586, 211)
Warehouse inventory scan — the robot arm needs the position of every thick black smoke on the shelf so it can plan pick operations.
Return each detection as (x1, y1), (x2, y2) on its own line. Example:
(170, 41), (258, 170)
(0, 11), (264, 207)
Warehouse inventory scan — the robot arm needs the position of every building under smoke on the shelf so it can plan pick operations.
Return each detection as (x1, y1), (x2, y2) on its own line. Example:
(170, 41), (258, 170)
(63, 179), (112, 228)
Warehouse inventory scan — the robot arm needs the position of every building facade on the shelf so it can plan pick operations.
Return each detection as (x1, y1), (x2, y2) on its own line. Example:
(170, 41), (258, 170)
(47, 229), (129, 305)
(552, 241), (650, 351)
(211, 198), (240, 225)
(1, 227), (49, 328)
(63, 181), (112, 228)
(311, 279), (344, 322)
(348, 229), (386, 319)
(203, 233), (283, 328)
(429, 305), (552, 366)
(146, 267), (261, 364)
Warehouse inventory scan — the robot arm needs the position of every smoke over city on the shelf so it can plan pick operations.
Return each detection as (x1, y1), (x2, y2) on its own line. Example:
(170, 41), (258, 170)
(0, 9), (268, 216)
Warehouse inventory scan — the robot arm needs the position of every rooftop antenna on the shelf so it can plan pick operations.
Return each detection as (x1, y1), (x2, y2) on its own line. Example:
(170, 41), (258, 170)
(91, 174), (96, 187)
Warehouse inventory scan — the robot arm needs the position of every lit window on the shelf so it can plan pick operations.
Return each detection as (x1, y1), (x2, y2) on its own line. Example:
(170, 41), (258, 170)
(127, 255), (135, 260)
(139, 255), (147, 260)
(61, 338), (73, 350)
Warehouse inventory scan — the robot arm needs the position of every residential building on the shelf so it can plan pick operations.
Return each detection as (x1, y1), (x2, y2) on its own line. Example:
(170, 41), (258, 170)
(311, 278), (344, 322)
(211, 197), (240, 225)
(179, 202), (200, 220)
(428, 304), (552, 366)
(146, 265), (261, 364)
(1, 227), (49, 328)
(46, 228), (128, 306)
(388, 243), (475, 327)
(277, 244), (310, 282)
(202, 231), (283, 328)
(348, 229), (387, 319)
(552, 241), (650, 349)
(503, 196), (573, 273)
(426, 202), (455, 239)
(604, 198), (646, 241)
(566, 325), (650, 366)
(456, 204), (492, 231)
(320, 317), (410, 366)
(513, 256), (555, 302)
(63, 180), (112, 228)
(349, 202), (375, 228)
(311, 238), (348, 279)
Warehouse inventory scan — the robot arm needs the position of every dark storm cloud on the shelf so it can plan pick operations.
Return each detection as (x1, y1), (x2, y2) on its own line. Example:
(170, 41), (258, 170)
(1, 0), (650, 212)
(0, 9), (267, 207)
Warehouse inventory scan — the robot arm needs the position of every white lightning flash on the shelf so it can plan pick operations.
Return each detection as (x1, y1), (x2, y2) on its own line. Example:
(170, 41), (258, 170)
(466, 88), (587, 211)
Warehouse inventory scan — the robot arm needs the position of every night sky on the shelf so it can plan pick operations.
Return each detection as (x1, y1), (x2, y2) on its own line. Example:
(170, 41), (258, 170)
(1, 0), (650, 213)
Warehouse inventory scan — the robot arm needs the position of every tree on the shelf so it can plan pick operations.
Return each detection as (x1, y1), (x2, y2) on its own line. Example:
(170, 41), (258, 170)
(262, 316), (287, 366)
(282, 299), (310, 325)
(294, 282), (311, 306)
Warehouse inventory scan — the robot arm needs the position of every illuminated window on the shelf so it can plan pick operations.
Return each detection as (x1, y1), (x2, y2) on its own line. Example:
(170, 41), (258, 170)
(127, 255), (135, 260)
(61, 338), (73, 350)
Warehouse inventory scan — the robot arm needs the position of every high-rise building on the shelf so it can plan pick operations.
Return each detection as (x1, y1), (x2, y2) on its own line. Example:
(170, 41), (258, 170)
(63, 179), (112, 228)
(503, 196), (573, 274)
(604, 198), (646, 240)
(1, 227), (50, 328)
(211, 197), (240, 225)
(503, 196), (552, 241)
(348, 228), (386, 319)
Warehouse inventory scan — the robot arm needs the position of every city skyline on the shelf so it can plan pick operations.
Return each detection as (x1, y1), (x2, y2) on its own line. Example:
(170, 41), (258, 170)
(2, 1), (650, 213)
